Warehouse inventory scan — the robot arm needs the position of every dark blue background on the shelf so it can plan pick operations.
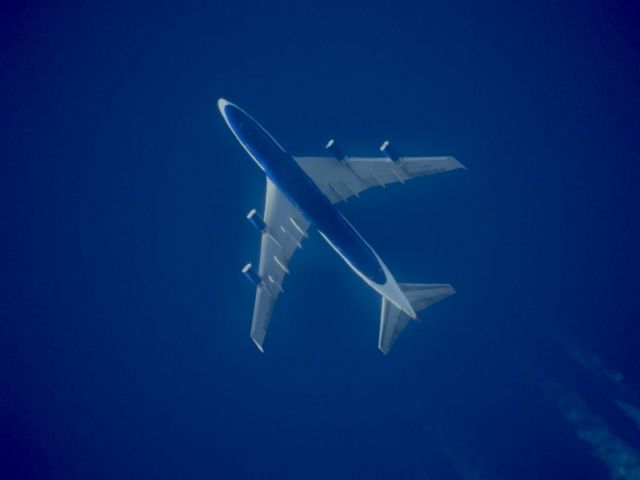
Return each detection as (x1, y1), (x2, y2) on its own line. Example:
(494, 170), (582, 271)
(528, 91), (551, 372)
(2, 1), (639, 478)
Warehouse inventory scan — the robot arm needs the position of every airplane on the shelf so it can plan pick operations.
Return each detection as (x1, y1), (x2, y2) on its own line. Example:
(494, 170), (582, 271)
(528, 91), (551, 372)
(218, 98), (465, 354)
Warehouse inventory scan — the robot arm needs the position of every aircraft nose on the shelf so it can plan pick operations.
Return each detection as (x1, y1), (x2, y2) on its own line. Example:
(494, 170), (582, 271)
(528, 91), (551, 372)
(217, 98), (230, 113)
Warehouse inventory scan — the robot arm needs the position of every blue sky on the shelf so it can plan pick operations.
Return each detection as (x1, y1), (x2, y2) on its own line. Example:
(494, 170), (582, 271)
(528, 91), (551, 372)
(2, 1), (640, 478)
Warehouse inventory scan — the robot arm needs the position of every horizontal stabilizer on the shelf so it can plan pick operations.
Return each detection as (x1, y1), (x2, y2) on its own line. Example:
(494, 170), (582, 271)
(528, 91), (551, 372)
(379, 283), (455, 354)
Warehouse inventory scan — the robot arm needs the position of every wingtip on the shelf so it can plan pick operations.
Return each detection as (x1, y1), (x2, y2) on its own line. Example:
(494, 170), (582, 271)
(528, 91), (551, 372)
(252, 337), (265, 353)
(452, 156), (467, 170)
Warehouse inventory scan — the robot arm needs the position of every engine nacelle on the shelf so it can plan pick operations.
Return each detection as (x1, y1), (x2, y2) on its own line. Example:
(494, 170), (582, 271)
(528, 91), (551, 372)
(325, 138), (346, 161)
(242, 263), (262, 286)
(380, 140), (400, 162)
(246, 209), (267, 232)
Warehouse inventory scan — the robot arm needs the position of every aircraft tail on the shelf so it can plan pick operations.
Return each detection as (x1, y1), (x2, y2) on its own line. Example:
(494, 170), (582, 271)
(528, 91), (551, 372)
(378, 283), (455, 354)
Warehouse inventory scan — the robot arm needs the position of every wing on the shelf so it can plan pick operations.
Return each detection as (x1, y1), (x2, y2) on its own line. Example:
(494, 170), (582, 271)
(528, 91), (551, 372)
(250, 179), (310, 351)
(294, 155), (465, 203)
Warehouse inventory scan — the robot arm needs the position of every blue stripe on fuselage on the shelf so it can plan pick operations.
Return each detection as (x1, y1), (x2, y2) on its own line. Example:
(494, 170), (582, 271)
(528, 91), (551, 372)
(224, 103), (386, 285)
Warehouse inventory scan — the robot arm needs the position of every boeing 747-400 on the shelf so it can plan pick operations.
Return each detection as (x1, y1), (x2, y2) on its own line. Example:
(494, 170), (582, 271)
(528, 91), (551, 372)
(218, 98), (464, 353)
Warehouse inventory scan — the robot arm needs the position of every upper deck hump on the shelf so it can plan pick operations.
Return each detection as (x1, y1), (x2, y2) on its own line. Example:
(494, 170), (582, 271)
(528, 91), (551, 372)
(218, 98), (386, 285)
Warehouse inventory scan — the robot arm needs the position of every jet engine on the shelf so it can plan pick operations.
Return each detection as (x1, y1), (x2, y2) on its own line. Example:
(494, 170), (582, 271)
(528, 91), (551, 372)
(246, 209), (267, 232)
(242, 263), (262, 286)
(380, 140), (400, 162)
(325, 138), (346, 161)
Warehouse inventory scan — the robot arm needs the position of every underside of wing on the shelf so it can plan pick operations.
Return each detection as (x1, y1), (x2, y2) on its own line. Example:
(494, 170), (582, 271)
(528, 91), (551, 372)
(295, 141), (464, 203)
(243, 179), (310, 351)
